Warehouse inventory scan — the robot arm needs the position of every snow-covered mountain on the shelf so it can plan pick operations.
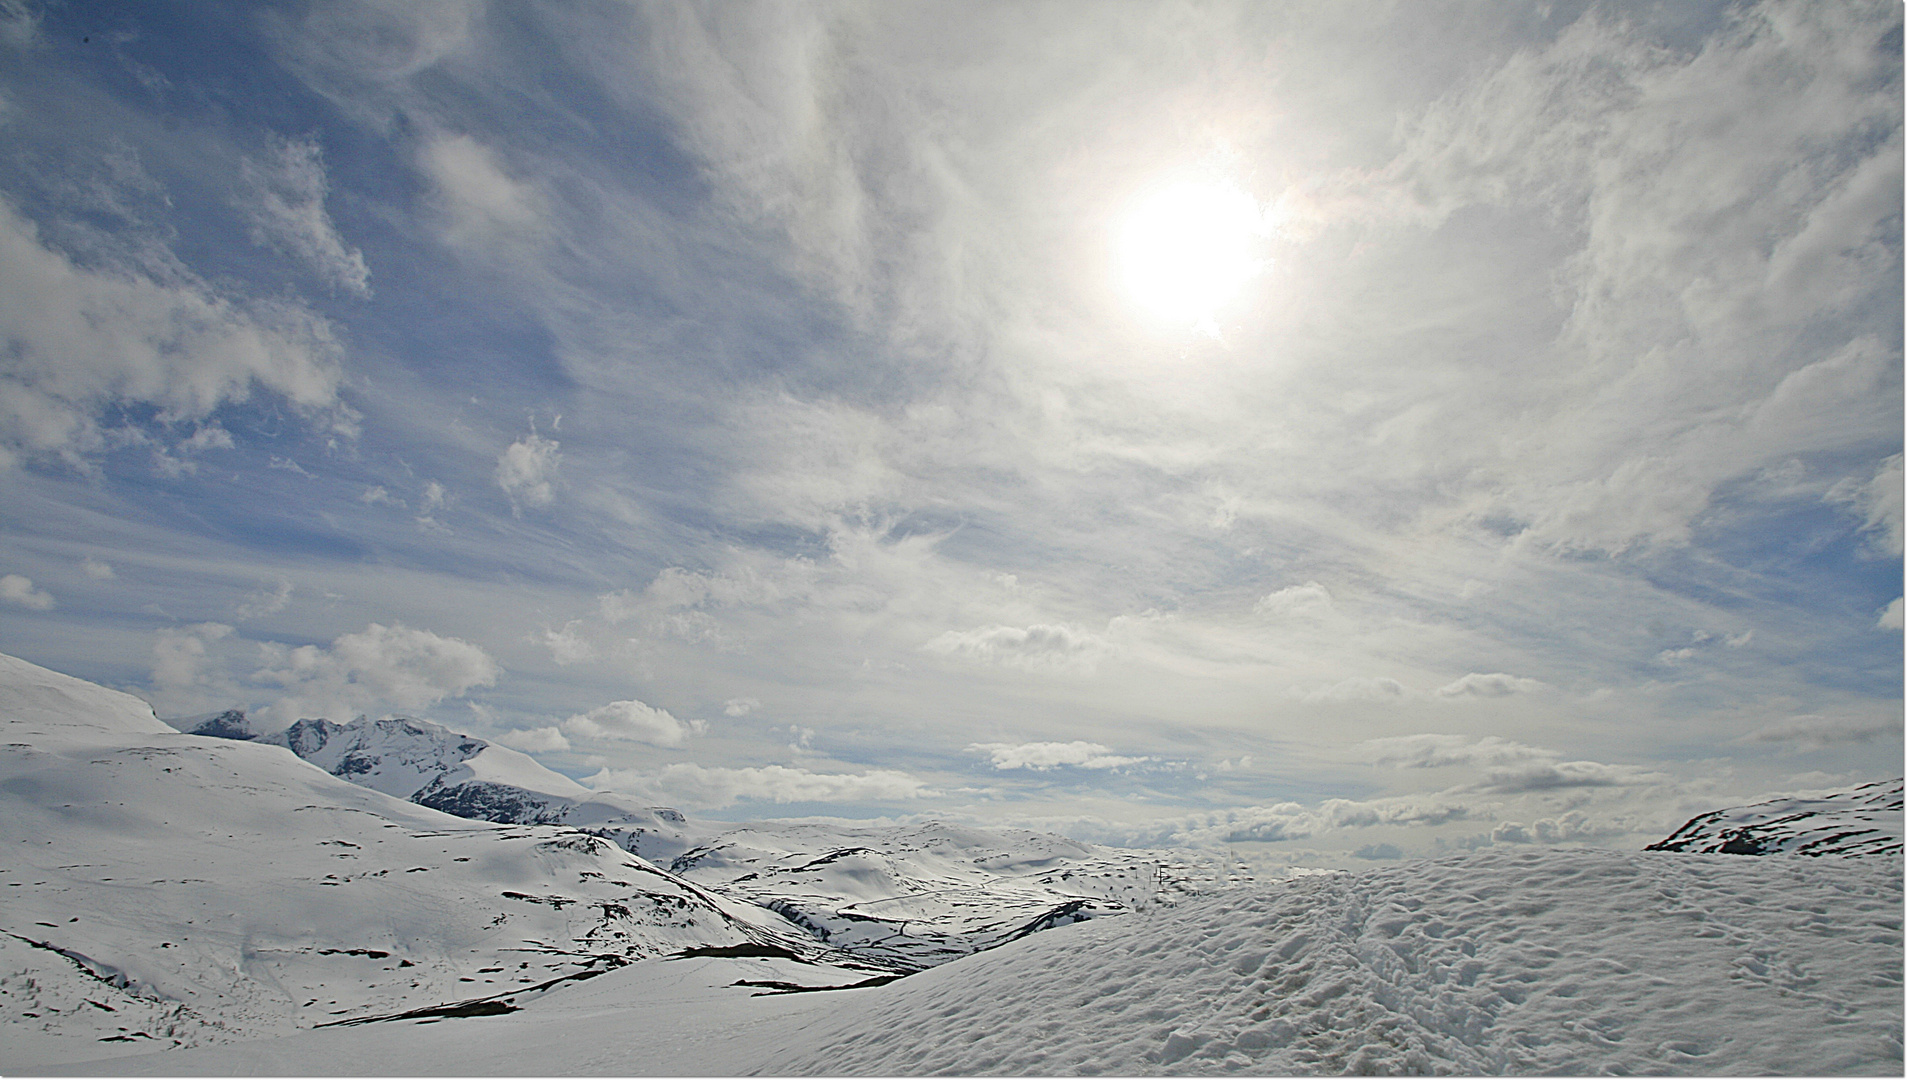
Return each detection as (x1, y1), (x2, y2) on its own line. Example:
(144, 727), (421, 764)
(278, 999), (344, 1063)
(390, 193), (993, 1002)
(670, 822), (1223, 971)
(174, 707), (1226, 971)
(1646, 778), (1904, 857)
(0, 654), (882, 1068)
(174, 710), (702, 862)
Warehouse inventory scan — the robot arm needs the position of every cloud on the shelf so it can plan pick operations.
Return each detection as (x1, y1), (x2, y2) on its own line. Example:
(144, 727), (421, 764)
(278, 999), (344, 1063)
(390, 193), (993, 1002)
(238, 137), (371, 296)
(1827, 454), (1904, 557)
(0, 573), (52, 610)
(723, 697), (759, 717)
(417, 133), (545, 245)
(1301, 676), (1406, 704)
(235, 580), (294, 621)
(495, 725), (570, 754)
(152, 424), (237, 479)
(1363, 734), (1663, 794)
(1254, 581), (1334, 619)
(585, 762), (933, 808)
(1879, 599), (1904, 631)
(1489, 812), (1627, 846)
(253, 622), (499, 724)
(495, 431), (561, 509)
(540, 621), (596, 665)
(1471, 759), (1664, 795)
(1435, 672), (1546, 698)
(1195, 795), (1471, 845)
(1363, 733), (1553, 770)
(1739, 713), (1901, 752)
(1352, 843), (1403, 860)
(0, 197), (345, 471)
(967, 740), (1146, 771)
(80, 559), (115, 580)
(560, 698), (703, 748)
(925, 623), (1107, 672)
(151, 622), (235, 692)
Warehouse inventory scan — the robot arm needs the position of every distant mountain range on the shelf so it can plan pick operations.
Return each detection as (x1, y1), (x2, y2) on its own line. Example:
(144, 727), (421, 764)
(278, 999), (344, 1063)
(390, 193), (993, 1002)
(168, 704), (1220, 974)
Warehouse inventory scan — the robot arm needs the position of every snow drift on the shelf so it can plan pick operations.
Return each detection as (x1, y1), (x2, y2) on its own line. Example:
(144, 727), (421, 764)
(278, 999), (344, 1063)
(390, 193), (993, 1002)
(761, 847), (1903, 1076)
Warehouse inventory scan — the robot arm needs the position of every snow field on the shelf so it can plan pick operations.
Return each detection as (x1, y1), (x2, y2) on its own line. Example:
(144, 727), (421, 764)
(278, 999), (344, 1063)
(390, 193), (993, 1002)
(763, 847), (1904, 1076)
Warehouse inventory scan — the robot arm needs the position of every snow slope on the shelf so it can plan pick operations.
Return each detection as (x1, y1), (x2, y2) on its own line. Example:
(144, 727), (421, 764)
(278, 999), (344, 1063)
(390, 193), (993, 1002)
(761, 847), (1904, 1076)
(0, 655), (878, 1070)
(672, 821), (1223, 971)
(1647, 778), (1904, 857)
(59, 848), (1903, 1077)
(180, 711), (705, 862)
(258, 715), (588, 801)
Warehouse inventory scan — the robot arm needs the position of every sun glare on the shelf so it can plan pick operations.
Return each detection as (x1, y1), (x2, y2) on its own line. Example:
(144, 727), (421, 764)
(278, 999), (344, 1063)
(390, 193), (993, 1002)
(1118, 178), (1267, 328)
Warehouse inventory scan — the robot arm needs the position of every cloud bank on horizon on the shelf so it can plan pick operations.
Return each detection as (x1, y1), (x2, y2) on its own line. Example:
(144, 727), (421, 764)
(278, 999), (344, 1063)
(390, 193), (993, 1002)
(0, 0), (1898, 868)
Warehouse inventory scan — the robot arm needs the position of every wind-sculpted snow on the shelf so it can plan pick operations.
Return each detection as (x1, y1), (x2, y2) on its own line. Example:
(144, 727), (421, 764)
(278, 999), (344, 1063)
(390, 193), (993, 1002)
(762, 848), (1904, 1076)
(0, 656), (878, 1069)
(1647, 778), (1904, 858)
(670, 821), (1225, 971)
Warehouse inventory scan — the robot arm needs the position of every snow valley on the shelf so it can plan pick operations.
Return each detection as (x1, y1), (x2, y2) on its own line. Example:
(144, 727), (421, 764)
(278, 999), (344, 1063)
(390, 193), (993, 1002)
(1, 652), (1900, 1075)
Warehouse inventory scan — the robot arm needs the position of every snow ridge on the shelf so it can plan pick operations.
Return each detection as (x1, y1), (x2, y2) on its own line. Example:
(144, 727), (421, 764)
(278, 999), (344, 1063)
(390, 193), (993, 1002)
(1646, 778), (1904, 857)
(763, 848), (1904, 1076)
(181, 711), (702, 862)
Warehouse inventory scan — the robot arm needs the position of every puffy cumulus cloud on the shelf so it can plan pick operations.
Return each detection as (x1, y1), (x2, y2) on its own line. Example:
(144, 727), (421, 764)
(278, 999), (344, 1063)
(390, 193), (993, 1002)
(1253, 582), (1334, 619)
(80, 558), (115, 580)
(1879, 599), (1904, 631)
(253, 622), (499, 724)
(723, 697), (759, 717)
(1300, 676), (1406, 704)
(1435, 672), (1546, 698)
(540, 621), (596, 666)
(417, 133), (545, 246)
(238, 137), (371, 297)
(1827, 454), (1904, 557)
(925, 623), (1108, 673)
(1489, 812), (1629, 846)
(1352, 843), (1403, 861)
(1739, 712), (1902, 752)
(559, 698), (703, 748)
(495, 725), (570, 754)
(494, 431), (560, 510)
(151, 622), (234, 692)
(0, 573), (52, 610)
(966, 740), (1146, 771)
(585, 762), (933, 809)
(0, 197), (345, 471)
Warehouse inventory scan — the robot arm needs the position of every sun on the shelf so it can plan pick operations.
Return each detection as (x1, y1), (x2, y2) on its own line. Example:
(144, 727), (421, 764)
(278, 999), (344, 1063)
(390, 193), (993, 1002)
(1118, 177), (1267, 328)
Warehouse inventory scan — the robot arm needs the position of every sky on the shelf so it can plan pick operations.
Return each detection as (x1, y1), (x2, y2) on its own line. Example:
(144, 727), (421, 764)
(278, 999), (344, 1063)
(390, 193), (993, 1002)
(0, 0), (1899, 870)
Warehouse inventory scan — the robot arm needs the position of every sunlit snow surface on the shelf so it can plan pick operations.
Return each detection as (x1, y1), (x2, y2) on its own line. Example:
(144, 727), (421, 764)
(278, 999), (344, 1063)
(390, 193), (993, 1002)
(763, 848), (1903, 1076)
(4, 652), (1902, 1076)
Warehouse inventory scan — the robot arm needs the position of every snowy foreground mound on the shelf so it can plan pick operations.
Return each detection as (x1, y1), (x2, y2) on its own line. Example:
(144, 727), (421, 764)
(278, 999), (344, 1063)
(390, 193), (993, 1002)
(50, 848), (1902, 1077)
(762, 847), (1903, 1076)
